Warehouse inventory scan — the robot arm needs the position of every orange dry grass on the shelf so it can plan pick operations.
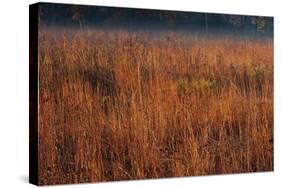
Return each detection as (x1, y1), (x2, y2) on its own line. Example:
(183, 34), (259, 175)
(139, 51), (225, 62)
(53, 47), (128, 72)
(38, 29), (273, 185)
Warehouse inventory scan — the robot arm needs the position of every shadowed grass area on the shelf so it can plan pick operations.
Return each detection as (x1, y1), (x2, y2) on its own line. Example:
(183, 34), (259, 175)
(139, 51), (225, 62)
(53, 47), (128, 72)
(38, 29), (273, 185)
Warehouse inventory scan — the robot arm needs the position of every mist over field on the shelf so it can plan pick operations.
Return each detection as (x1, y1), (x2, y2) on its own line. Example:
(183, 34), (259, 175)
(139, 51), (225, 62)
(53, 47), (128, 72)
(39, 3), (273, 37)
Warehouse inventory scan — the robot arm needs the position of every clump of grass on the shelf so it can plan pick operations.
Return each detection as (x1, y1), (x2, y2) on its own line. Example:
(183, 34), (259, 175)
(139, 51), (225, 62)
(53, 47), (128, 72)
(177, 78), (187, 94)
(190, 78), (216, 90)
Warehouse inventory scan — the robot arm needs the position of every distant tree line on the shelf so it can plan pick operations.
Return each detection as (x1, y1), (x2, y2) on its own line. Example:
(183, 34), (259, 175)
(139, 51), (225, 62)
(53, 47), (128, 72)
(38, 3), (273, 36)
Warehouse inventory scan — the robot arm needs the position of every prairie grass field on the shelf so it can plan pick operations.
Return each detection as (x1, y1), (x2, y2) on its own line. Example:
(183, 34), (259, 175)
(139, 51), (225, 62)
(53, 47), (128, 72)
(38, 29), (273, 185)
